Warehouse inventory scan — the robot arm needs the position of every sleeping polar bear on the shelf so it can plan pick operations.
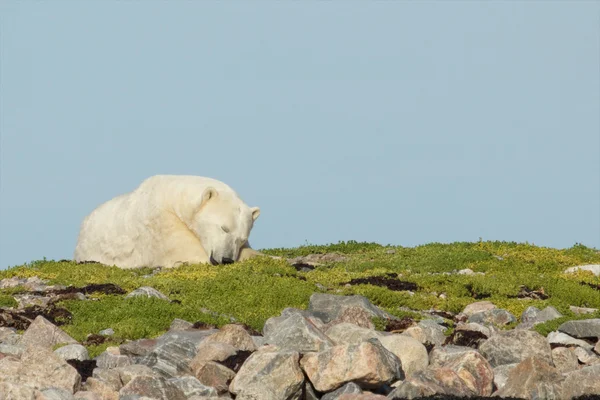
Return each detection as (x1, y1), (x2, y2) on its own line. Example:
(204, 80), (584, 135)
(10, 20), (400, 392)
(73, 175), (265, 269)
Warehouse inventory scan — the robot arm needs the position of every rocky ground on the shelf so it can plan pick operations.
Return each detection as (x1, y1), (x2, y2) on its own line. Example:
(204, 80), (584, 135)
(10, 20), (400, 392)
(1, 273), (599, 400)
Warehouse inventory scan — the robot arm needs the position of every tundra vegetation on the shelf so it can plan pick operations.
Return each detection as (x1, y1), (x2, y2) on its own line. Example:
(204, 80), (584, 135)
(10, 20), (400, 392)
(1, 240), (599, 357)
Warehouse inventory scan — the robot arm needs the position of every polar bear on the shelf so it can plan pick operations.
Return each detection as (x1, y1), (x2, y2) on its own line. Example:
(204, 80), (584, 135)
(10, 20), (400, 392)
(73, 175), (265, 269)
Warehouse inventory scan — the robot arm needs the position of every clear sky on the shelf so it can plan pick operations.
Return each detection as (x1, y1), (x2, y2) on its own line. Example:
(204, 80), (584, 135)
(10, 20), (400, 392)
(1, 1), (599, 270)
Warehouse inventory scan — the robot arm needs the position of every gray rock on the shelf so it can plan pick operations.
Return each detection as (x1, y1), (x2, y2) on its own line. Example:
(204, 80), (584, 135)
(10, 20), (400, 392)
(518, 306), (562, 329)
(325, 323), (384, 346)
(429, 345), (479, 367)
(300, 339), (403, 392)
(492, 363), (518, 391)
(14, 294), (52, 309)
(304, 381), (320, 400)
(202, 324), (256, 352)
(138, 336), (197, 378)
(115, 364), (159, 386)
(561, 364), (600, 399)
(167, 376), (218, 397)
(40, 387), (75, 400)
(558, 318), (600, 339)
(193, 361), (236, 394)
(547, 331), (594, 350)
(91, 367), (122, 391)
(230, 346), (305, 400)
(119, 338), (158, 357)
(0, 343), (25, 357)
(55, 344), (90, 361)
(263, 311), (334, 353)
(322, 382), (362, 400)
(479, 329), (552, 367)
(564, 264), (600, 276)
(443, 350), (494, 396)
(125, 286), (170, 300)
(551, 347), (579, 373)
(95, 351), (132, 369)
(569, 305), (598, 315)
(468, 308), (516, 327)
(572, 346), (600, 365)
(20, 315), (78, 349)
(307, 293), (391, 324)
(0, 327), (21, 345)
(387, 367), (474, 399)
(496, 357), (564, 400)
(119, 376), (186, 400)
(169, 318), (194, 331)
(0, 344), (81, 393)
(378, 334), (429, 376)
(461, 301), (496, 317)
(402, 320), (447, 346)
(98, 328), (114, 336)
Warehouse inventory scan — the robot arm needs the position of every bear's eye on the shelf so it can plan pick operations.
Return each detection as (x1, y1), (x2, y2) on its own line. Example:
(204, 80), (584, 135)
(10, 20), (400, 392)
(221, 225), (230, 233)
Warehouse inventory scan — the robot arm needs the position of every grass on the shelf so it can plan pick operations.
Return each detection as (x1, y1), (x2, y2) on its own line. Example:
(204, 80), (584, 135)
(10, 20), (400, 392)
(1, 240), (599, 357)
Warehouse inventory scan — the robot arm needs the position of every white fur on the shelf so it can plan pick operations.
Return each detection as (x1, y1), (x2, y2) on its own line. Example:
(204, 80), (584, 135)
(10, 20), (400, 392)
(73, 175), (263, 268)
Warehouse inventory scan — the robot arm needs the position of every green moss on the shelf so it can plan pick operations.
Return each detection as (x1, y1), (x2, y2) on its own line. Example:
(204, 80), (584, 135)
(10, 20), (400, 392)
(533, 310), (600, 337)
(1, 240), (599, 355)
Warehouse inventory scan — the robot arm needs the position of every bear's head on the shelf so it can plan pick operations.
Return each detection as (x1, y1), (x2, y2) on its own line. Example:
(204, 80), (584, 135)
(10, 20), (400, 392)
(192, 187), (260, 265)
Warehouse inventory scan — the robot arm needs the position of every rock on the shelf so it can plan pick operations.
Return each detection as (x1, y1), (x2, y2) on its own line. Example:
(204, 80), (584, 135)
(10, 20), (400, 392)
(170, 318), (194, 331)
(547, 331), (594, 350)
(450, 322), (493, 347)
(119, 376), (187, 400)
(193, 361), (236, 394)
(91, 368), (122, 391)
(119, 338), (158, 357)
(98, 328), (114, 336)
(518, 306), (562, 329)
(300, 339), (403, 392)
(338, 394), (387, 400)
(326, 306), (376, 330)
(229, 347), (304, 400)
(20, 316), (78, 349)
(55, 344), (90, 361)
(0, 343), (24, 357)
(495, 357), (564, 400)
(167, 376), (218, 397)
(401, 320), (446, 347)
(551, 347), (579, 373)
(0, 344), (81, 393)
(40, 387), (76, 400)
(325, 323), (384, 346)
(561, 364), (600, 399)
(564, 264), (600, 276)
(0, 382), (43, 399)
(569, 305), (598, 315)
(190, 341), (237, 372)
(387, 367), (474, 399)
(442, 350), (494, 396)
(115, 364), (159, 385)
(84, 378), (119, 400)
(72, 392), (101, 400)
(558, 318), (600, 339)
(479, 329), (552, 367)
(138, 335), (197, 378)
(468, 308), (516, 327)
(263, 311), (334, 353)
(95, 351), (132, 369)
(492, 363), (518, 391)
(429, 345), (478, 367)
(462, 301), (496, 316)
(202, 324), (256, 352)
(14, 294), (52, 309)
(0, 327), (21, 345)
(595, 339), (600, 354)
(572, 346), (600, 365)
(307, 293), (391, 324)
(321, 382), (362, 400)
(125, 286), (170, 300)
(377, 335), (428, 376)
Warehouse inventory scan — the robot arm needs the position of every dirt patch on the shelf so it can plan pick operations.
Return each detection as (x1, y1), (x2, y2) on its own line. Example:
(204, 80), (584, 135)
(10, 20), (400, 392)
(0, 305), (72, 330)
(509, 285), (549, 300)
(191, 321), (217, 330)
(347, 276), (418, 292)
(445, 329), (488, 348)
(384, 317), (417, 332)
(67, 359), (97, 382)
(37, 283), (126, 296)
(83, 334), (108, 346)
(580, 281), (600, 291)
(291, 263), (315, 272)
(219, 350), (253, 373)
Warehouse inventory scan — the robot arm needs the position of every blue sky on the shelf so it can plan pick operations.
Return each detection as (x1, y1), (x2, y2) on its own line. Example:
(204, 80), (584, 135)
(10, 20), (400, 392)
(1, 1), (599, 269)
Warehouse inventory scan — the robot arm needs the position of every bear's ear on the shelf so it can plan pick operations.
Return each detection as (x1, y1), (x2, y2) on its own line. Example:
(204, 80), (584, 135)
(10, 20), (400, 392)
(200, 187), (218, 207)
(251, 206), (260, 221)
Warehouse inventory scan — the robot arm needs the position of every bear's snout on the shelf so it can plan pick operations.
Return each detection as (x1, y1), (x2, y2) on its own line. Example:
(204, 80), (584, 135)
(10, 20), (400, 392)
(209, 253), (235, 265)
